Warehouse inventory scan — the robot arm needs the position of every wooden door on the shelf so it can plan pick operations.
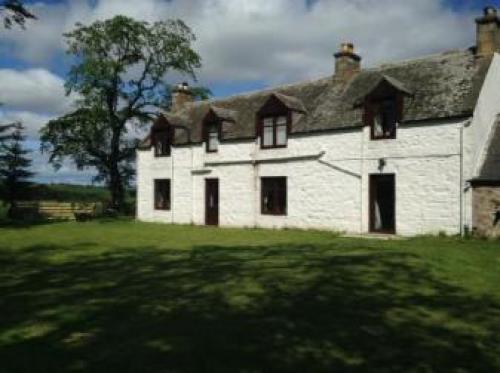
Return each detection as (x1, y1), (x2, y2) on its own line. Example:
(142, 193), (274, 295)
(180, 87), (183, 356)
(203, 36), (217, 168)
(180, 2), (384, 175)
(205, 179), (219, 226)
(369, 174), (396, 234)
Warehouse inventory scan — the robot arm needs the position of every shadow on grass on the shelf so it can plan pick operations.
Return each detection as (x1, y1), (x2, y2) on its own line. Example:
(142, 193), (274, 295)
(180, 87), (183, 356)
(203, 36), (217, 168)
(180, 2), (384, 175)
(0, 217), (61, 229)
(0, 216), (134, 229)
(0, 243), (499, 372)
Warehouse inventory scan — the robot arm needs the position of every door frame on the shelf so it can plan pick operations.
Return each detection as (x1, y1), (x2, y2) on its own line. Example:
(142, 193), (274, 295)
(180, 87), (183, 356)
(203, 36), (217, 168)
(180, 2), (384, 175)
(205, 178), (219, 226)
(369, 173), (396, 234)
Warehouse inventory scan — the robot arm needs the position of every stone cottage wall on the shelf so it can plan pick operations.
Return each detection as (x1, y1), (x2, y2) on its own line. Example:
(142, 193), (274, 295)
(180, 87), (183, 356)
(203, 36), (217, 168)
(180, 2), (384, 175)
(137, 119), (467, 236)
(472, 186), (500, 237)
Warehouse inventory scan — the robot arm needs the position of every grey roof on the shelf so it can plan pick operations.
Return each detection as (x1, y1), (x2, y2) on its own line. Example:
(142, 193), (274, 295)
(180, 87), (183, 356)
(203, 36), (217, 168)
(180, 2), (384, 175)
(273, 92), (307, 112)
(174, 76), (331, 143)
(210, 106), (238, 122)
(351, 74), (413, 106)
(142, 49), (490, 147)
(162, 112), (188, 127)
(303, 50), (488, 133)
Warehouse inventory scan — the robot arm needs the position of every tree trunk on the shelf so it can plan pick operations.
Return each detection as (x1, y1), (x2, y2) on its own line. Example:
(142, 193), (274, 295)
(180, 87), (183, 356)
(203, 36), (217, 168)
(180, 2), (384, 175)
(7, 200), (17, 220)
(6, 179), (17, 219)
(109, 163), (124, 212)
(108, 125), (125, 212)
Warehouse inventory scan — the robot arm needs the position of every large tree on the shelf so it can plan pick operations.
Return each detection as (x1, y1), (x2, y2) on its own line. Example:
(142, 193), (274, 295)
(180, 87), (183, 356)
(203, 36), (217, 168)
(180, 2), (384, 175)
(41, 16), (204, 210)
(1, 0), (35, 29)
(0, 123), (33, 218)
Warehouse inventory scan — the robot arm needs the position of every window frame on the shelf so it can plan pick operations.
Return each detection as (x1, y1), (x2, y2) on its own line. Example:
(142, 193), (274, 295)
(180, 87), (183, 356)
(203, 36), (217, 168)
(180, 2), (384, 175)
(261, 177), (287, 216)
(154, 179), (171, 211)
(259, 113), (290, 149)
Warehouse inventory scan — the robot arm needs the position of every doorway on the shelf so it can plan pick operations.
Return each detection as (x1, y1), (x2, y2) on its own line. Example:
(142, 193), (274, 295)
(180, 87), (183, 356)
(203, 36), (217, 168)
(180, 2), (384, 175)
(369, 174), (396, 234)
(205, 179), (219, 226)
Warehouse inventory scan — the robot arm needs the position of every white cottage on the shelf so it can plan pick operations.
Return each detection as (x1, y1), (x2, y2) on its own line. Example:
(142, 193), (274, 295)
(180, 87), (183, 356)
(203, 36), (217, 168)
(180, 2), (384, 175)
(137, 7), (500, 237)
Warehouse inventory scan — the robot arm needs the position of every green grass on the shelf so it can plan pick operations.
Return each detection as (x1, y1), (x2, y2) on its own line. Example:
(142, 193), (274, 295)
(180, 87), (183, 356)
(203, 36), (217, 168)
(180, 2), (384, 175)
(0, 221), (499, 372)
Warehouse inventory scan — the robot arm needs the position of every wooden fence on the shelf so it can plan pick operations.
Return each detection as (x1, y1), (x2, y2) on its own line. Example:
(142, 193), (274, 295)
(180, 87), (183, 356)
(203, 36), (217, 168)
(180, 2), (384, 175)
(14, 201), (102, 221)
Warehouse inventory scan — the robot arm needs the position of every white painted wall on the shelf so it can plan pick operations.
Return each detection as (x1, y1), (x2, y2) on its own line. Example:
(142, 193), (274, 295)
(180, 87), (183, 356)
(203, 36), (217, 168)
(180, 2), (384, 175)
(461, 53), (500, 229)
(466, 53), (500, 178)
(137, 116), (469, 236)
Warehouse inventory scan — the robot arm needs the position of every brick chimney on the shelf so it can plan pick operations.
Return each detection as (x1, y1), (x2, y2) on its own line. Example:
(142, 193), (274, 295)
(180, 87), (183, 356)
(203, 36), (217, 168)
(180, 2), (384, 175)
(171, 82), (193, 112)
(476, 6), (500, 56)
(334, 43), (361, 82)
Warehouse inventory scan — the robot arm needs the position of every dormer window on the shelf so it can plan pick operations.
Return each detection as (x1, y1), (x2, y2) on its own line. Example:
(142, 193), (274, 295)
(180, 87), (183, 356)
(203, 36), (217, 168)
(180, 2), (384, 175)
(205, 122), (220, 153)
(203, 108), (229, 154)
(371, 97), (398, 140)
(257, 93), (305, 150)
(262, 115), (288, 148)
(358, 74), (411, 141)
(154, 129), (171, 157)
(150, 115), (172, 157)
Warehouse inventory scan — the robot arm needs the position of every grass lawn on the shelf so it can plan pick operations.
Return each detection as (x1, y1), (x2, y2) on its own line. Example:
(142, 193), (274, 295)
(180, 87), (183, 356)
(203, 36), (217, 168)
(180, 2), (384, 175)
(0, 221), (499, 372)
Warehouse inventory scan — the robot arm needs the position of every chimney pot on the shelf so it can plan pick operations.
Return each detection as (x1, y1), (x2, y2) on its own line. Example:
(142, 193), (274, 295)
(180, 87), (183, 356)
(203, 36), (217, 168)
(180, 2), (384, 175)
(172, 82), (193, 112)
(476, 6), (500, 56)
(334, 42), (361, 82)
(484, 6), (497, 17)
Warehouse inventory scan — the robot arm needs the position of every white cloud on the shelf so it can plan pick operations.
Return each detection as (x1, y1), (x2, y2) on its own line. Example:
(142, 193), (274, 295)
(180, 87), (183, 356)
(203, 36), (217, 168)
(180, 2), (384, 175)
(0, 0), (479, 86)
(0, 110), (52, 139)
(30, 148), (95, 185)
(0, 68), (74, 114)
(0, 113), (96, 185)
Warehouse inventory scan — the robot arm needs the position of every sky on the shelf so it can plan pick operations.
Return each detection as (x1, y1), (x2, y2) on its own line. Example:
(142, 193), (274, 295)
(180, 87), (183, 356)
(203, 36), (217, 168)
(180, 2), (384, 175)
(0, 0), (498, 185)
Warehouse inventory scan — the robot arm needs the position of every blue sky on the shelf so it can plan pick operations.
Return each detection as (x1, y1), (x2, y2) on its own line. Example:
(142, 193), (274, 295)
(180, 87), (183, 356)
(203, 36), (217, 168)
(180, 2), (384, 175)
(0, 0), (498, 184)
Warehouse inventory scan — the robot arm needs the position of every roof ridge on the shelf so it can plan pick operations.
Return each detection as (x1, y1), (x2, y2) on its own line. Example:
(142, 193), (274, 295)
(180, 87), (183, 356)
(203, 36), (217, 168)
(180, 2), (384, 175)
(187, 76), (332, 108)
(375, 48), (471, 70)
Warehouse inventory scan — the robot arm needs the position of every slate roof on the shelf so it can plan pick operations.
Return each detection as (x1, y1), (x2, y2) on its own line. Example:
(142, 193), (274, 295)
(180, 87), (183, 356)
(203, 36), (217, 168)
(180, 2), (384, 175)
(140, 49), (490, 148)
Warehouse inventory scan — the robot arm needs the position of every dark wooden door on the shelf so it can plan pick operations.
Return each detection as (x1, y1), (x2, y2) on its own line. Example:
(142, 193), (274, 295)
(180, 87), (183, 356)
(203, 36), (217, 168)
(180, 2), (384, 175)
(369, 174), (396, 234)
(205, 179), (219, 226)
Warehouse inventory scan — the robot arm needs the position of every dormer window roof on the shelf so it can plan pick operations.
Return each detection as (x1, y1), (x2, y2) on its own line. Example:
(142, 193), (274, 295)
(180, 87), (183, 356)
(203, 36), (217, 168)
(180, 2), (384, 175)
(353, 74), (413, 107)
(210, 106), (238, 122)
(272, 93), (307, 113)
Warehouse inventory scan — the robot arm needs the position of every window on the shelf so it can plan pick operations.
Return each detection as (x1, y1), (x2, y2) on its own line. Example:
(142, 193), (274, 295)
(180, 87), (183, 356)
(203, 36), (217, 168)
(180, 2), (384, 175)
(154, 179), (171, 210)
(154, 130), (171, 156)
(261, 177), (287, 215)
(206, 122), (219, 152)
(370, 98), (398, 140)
(261, 115), (288, 148)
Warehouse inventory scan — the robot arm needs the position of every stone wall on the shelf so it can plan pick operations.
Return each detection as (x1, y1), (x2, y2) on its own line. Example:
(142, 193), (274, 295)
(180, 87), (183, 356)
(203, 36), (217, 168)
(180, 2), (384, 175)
(472, 185), (500, 237)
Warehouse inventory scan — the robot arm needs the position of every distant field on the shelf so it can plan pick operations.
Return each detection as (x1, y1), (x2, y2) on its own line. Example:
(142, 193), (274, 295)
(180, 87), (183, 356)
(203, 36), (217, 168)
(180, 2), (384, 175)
(0, 183), (136, 219)
(31, 183), (112, 202)
(0, 221), (499, 371)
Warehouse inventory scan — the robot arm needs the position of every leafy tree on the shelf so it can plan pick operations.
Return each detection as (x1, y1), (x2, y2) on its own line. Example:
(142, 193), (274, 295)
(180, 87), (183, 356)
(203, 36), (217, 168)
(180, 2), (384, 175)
(1, 0), (36, 29)
(41, 15), (206, 211)
(0, 123), (33, 218)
